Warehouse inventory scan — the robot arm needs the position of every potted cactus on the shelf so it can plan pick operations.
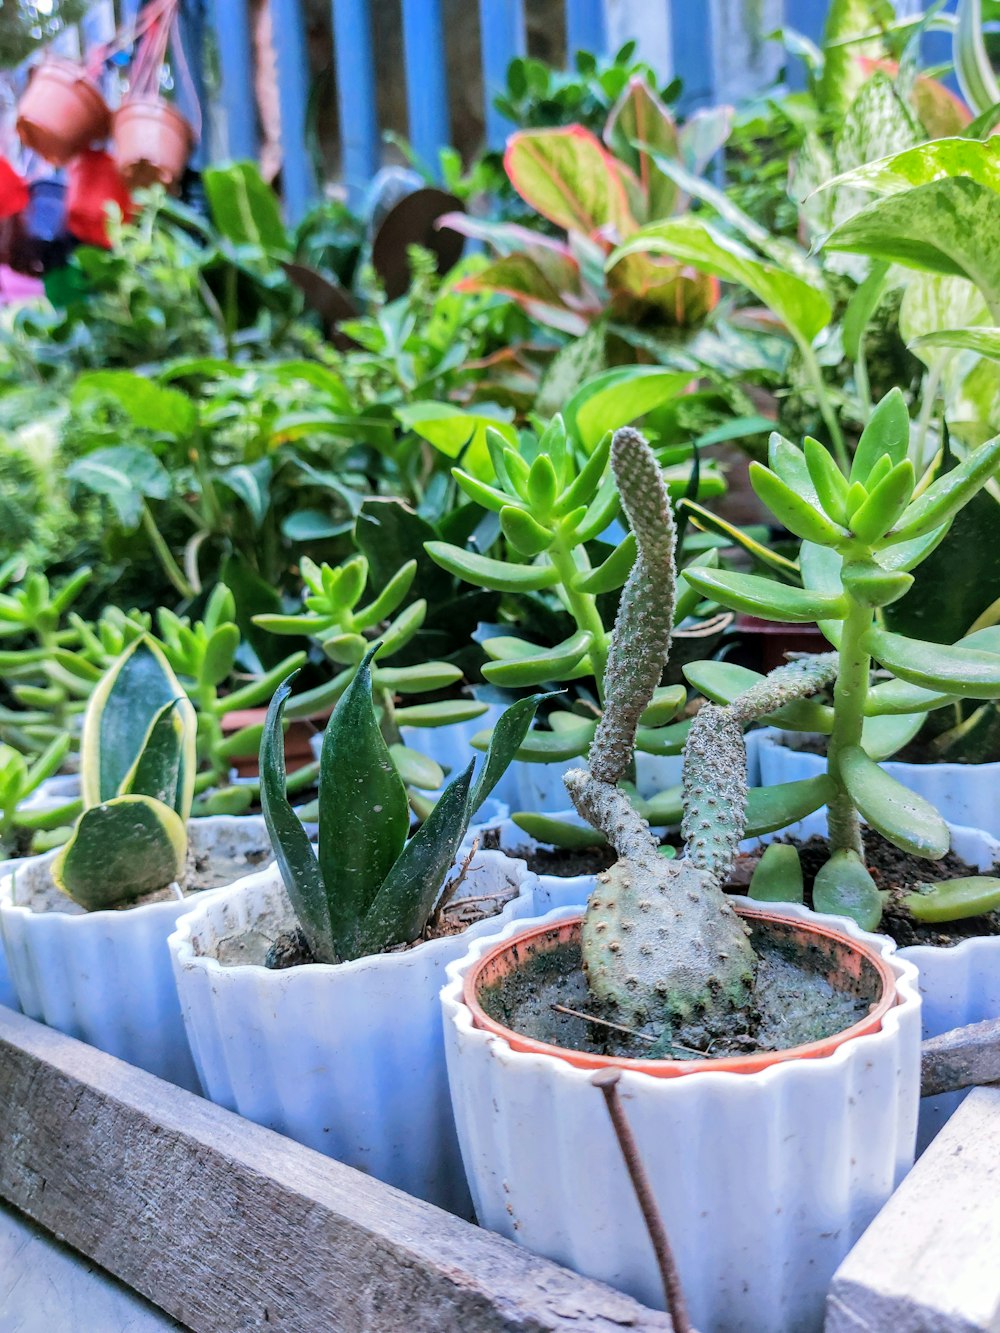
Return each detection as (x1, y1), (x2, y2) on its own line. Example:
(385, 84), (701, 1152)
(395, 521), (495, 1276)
(440, 429), (921, 1332)
(679, 395), (1000, 1148)
(0, 638), (273, 1089)
(168, 655), (545, 1215)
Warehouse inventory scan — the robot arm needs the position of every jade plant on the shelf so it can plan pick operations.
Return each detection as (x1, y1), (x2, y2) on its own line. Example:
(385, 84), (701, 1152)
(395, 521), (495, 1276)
(255, 552), (484, 801)
(0, 735), (79, 858)
(48, 638), (198, 910)
(258, 651), (544, 963)
(426, 414), (727, 837)
(563, 428), (838, 1044)
(682, 392), (1000, 929)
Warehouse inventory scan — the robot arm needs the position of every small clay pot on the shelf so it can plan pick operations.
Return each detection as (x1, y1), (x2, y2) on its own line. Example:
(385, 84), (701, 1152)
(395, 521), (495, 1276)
(112, 98), (194, 190)
(220, 706), (321, 779)
(733, 612), (829, 674)
(463, 905), (898, 1077)
(16, 57), (111, 166)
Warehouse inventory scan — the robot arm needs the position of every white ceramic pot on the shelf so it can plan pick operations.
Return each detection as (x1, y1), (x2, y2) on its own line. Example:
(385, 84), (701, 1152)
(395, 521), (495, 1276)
(442, 899), (921, 1333)
(497, 751), (682, 816)
(168, 849), (540, 1215)
(0, 815), (272, 1090)
(744, 808), (1000, 1153)
(0, 854), (27, 1011)
(755, 727), (1000, 838)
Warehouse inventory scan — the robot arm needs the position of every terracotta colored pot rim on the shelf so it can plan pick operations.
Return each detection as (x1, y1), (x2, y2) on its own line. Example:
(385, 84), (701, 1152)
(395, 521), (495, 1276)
(462, 905), (899, 1078)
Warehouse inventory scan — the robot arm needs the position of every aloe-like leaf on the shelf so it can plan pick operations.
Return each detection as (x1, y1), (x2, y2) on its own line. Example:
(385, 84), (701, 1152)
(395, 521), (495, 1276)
(52, 796), (187, 910)
(683, 567), (848, 624)
(81, 638), (192, 807)
(482, 631), (592, 687)
(121, 698), (196, 819)
(259, 675), (334, 963)
(744, 776), (836, 837)
(838, 744), (949, 857)
(863, 626), (1000, 697)
(357, 763), (474, 955)
(471, 693), (548, 813)
(748, 842), (803, 904)
(511, 812), (606, 850)
(813, 849), (883, 931)
(424, 541), (560, 592)
(904, 875), (1000, 923)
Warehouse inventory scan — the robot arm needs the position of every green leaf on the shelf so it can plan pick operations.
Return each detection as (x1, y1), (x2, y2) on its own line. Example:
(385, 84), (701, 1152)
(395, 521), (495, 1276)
(393, 700), (488, 728)
(749, 462), (846, 545)
(850, 460), (915, 544)
(842, 261), (890, 364)
(744, 776), (836, 837)
(424, 541), (560, 592)
(865, 676), (957, 716)
(816, 136), (1000, 199)
(679, 502), (799, 576)
(813, 849), (883, 932)
(605, 76), (681, 218)
(683, 567), (848, 624)
(863, 626), (1000, 698)
(850, 388), (910, 484)
(121, 699), (194, 819)
(505, 126), (635, 236)
(910, 327), (1000, 360)
(609, 217), (832, 346)
(388, 745), (445, 792)
(480, 717), (596, 762)
(860, 711), (925, 761)
(472, 693), (548, 813)
(482, 631), (592, 687)
(639, 684), (687, 727)
(52, 796), (187, 910)
(748, 842), (803, 904)
(203, 161), (289, 251)
(839, 744), (949, 857)
(71, 372), (197, 438)
(66, 447), (170, 528)
(904, 876), (1000, 923)
(396, 404), (517, 480)
(804, 436), (850, 524)
(892, 436), (1000, 541)
(215, 461), (272, 529)
(259, 675), (334, 963)
(511, 813), (606, 850)
(499, 506), (553, 556)
(573, 533), (636, 593)
(565, 366), (692, 452)
(375, 663), (464, 694)
(683, 660), (762, 704)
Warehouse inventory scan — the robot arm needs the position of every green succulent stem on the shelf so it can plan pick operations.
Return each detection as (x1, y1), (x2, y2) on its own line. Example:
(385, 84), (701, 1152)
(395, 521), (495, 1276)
(826, 593), (871, 859)
(547, 538), (609, 699)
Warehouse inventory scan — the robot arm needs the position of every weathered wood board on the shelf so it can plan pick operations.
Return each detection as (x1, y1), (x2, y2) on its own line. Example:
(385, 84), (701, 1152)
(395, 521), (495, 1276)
(0, 1006), (670, 1332)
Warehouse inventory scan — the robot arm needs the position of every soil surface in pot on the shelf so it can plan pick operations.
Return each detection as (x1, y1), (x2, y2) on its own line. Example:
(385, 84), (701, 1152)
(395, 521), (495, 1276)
(7, 838), (272, 916)
(479, 828), (681, 878)
(729, 831), (1000, 948)
(479, 918), (872, 1061)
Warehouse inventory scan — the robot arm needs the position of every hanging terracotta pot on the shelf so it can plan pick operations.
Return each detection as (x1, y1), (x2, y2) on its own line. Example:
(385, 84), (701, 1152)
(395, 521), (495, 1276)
(112, 98), (193, 190)
(0, 158), (29, 220)
(66, 150), (135, 248)
(16, 57), (111, 167)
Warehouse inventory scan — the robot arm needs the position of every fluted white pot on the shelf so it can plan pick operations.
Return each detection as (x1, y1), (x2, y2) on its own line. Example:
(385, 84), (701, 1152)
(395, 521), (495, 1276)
(0, 815), (272, 1090)
(756, 727), (1000, 838)
(168, 850), (539, 1215)
(744, 808), (1000, 1152)
(442, 899), (921, 1333)
(496, 751), (682, 815)
(0, 854), (27, 1010)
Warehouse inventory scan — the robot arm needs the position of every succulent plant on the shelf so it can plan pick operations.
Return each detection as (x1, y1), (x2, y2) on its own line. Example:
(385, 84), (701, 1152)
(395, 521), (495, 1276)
(49, 638), (198, 910)
(565, 429), (838, 1047)
(0, 734), (78, 857)
(683, 392), (1000, 929)
(258, 649), (544, 964)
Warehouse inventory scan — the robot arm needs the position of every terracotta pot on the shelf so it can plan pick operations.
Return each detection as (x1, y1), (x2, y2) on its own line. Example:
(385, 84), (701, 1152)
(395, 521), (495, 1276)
(112, 98), (194, 190)
(463, 904), (898, 1077)
(16, 57), (111, 166)
(221, 706), (321, 779)
(733, 612), (828, 674)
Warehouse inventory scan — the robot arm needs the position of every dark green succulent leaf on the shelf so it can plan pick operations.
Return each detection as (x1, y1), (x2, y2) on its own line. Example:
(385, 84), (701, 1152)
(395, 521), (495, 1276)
(121, 699), (193, 818)
(748, 842), (803, 904)
(472, 692), (549, 813)
(425, 541), (560, 592)
(482, 632), (592, 687)
(744, 775), (836, 836)
(684, 567), (848, 624)
(813, 849), (884, 932)
(511, 813), (606, 849)
(52, 796), (187, 911)
(863, 626), (1000, 698)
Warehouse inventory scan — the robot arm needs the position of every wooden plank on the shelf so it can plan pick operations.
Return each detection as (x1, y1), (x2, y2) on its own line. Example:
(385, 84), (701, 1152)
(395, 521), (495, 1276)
(331, 0), (380, 210)
(0, 1006), (670, 1333)
(826, 1086), (1000, 1332)
(209, 0), (259, 161)
(921, 1018), (1000, 1098)
(269, 0), (316, 223)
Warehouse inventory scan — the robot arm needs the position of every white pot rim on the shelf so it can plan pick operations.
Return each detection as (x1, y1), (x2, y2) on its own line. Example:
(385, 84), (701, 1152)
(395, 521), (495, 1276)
(0, 814), (272, 929)
(169, 848), (534, 984)
(441, 899), (921, 1092)
(754, 726), (1000, 773)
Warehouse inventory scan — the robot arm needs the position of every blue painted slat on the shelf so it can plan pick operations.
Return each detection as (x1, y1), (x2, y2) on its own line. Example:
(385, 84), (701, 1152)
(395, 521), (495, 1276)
(922, 0), (959, 90)
(208, 0), (258, 161)
(786, 0), (829, 90)
(669, 0), (714, 111)
(175, 0), (208, 170)
(271, 0), (316, 223)
(331, 0), (380, 210)
(401, 0), (450, 176)
(565, 0), (606, 60)
(479, 0), (526, 150)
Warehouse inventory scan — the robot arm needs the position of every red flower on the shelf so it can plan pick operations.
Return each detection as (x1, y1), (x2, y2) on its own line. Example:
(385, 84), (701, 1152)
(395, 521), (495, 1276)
(0, 157), (29, 219)
(66, 150), (135, 248)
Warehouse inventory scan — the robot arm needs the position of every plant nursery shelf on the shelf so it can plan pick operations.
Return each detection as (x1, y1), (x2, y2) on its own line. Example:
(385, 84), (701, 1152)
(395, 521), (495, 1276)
(0, 1005), (672, 1332)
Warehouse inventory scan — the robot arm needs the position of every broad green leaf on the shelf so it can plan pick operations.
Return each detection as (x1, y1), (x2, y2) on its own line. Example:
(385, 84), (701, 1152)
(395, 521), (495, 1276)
(505, 126), (636, 236)
(455, 253), (588, 336)
(215, 461), (272, 529)
(66, 446), (170, 529)
(863, 626), (1000, 697)
(904, 875), (1000, 923)
(910, 327), (1000, 360)
(609, 217), (832, 346)
(71, 372), (197, 438)
(683, 567), (848, 624)
(813, 849), (883, 931)
(744, 776), (836, 836)
(748, 842), (803, 904)
(839, 744), (949, 857)
(203, 161), (289, 251)
(259, 675), (334, 963)
(564, 366), (692, 452)
(52, 796), (186, 910)
(121, 699), (196, 820)
(396, 404), (517, 480)
(425, 540), (560, 593)
(482, 631), (592, 687)
(814, 136), (1000, 199)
